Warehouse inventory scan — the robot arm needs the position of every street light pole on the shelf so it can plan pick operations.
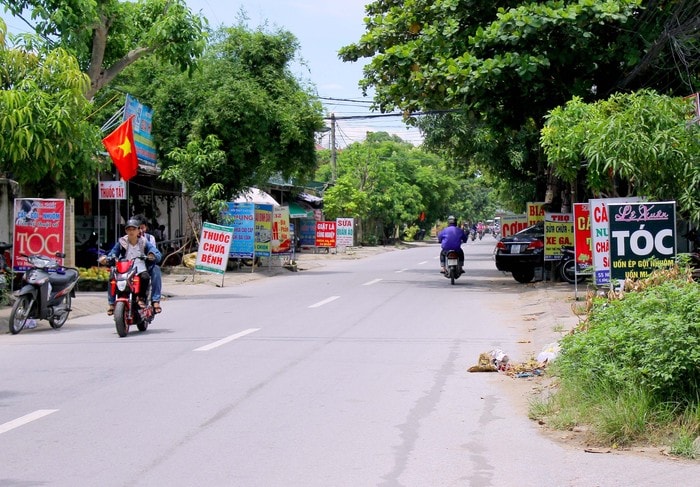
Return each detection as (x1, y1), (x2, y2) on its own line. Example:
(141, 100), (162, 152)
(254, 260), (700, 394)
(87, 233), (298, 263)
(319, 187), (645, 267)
(330, 112), (336, 182)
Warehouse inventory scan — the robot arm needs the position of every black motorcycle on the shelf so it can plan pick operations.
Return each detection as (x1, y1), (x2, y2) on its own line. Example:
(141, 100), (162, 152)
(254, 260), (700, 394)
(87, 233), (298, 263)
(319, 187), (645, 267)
(442, 249), (464, 285)
(9, 252), (79, 334)
(558, 246), (588, 284)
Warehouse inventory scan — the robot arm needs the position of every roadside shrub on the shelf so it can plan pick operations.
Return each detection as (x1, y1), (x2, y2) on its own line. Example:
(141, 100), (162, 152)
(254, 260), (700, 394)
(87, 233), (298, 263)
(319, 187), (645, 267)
(556, 278), (700, 405)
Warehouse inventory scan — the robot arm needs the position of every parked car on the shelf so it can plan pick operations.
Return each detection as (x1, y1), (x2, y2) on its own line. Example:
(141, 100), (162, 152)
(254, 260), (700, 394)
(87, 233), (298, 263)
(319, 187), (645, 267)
(494, 222), (545, 283)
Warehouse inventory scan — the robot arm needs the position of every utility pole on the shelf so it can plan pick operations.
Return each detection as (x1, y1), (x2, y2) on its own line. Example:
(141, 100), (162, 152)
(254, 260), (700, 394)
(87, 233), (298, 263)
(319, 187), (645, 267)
(330, 112), (337, 182)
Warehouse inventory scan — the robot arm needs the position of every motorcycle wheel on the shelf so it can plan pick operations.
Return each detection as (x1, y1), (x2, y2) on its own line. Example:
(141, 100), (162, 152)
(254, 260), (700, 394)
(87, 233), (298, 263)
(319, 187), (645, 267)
(137, 317), (149, 332)
(114, 301), (129, 338)
(512, 268), (535, 283)
(450, 268), (456, 285)
(49, 294), (71, 329)
(559, 259), (586, 284)
(9, 295), (31, 334)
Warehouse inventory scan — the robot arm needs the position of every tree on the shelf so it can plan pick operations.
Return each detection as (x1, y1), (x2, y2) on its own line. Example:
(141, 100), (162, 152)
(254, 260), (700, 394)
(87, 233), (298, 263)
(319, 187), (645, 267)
(152, 25), (325, 220)
(2, 0), (208, 100)
(339, 0), (699, 208)
(0, 19), (102, 196)
(541, 90), (700, 223)
(321, 132), (460, 243)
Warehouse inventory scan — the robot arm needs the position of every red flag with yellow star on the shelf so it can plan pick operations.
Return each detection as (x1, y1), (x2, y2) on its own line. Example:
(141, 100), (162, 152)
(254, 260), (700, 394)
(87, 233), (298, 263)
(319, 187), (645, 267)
(102, 116), (138, 181)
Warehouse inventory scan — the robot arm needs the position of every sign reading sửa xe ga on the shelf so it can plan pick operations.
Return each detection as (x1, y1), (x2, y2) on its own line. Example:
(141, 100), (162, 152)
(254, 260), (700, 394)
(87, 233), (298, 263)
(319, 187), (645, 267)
(608, 201), (676, 283)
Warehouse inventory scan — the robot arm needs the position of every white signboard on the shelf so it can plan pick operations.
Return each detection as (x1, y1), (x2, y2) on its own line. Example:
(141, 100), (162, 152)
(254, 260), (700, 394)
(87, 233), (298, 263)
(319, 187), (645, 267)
(195, 222), (233, 275)
(590, 197), (641, 285)
(336, 217), (354, 247)
(98, 180), (127, 200)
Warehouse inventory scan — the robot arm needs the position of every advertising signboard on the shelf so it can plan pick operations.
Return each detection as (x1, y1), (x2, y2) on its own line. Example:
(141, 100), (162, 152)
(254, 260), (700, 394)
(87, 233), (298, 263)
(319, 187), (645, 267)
(573, 203), (592, 272)
(315, 221), (337, 248)
(336, 218), (354, 248)
(499, 214), (528, 238)
(195, 222), (233, 275)
(608, 201), (676, 282)
(98, 181), (126, 200)
(254, 204), (273, 257)
(271, 206), (292, 254)
(527, 202), (545, 226)
(224, 202), (255, 258)
(13, 198), (65, 271)
(543, 213), (573, 261)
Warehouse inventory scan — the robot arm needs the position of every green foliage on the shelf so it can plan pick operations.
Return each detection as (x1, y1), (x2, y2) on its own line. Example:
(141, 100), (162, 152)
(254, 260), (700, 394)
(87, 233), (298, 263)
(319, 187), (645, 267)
(122, 24), (325, 210)
(541, 90), (700, 222)
(0, 19), (102, 196)
(557, 279), (700, 403)
(1, 0), (208, 99)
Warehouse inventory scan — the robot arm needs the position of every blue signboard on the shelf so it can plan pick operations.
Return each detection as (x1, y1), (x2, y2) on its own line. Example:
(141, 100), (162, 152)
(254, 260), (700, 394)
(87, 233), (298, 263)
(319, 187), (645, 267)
(222, 202), (255, 258)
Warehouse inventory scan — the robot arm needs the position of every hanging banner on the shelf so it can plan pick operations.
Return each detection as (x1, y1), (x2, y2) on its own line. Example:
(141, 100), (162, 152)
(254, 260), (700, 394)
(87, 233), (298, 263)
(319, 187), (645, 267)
(336, 217), (354, 247)
(272, 206), (292, 254)
(12, 198), (66, 271)
(223, 202), (255, 258)
(195, 222), (233, 275)
(315, 221), (337, 248)
(573, 203), (593, 272)
(543, 213), (573, 261)
(254, 204), (273, 257)
(608, 201), (676, 282)
(98, 180), (127, 200)
(123, 94), (157, 167)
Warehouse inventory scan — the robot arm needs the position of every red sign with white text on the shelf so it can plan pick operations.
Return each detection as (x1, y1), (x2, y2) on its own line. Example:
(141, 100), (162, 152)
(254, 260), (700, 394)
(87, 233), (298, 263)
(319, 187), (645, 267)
(315, 221), (336, 248)
(13, 198), (66, 271)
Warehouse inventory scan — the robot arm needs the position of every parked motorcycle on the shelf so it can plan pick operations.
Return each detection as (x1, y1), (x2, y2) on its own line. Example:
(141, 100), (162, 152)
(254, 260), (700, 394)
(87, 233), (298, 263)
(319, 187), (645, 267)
(0, 241), (12, 299)
(443, 250), (464, 285)
(558, 246), (587, 284)
(9, 252), (79, 334)
(106, 255), (156, 337)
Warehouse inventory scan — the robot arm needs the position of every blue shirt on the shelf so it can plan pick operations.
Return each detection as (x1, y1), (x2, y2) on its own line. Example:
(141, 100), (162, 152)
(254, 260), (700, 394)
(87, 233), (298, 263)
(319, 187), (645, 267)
(438, 225), (467, 250)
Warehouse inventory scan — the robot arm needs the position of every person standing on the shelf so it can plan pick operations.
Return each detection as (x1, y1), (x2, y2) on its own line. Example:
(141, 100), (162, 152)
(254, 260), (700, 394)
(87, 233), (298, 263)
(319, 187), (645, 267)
(137, 217), (163, 314)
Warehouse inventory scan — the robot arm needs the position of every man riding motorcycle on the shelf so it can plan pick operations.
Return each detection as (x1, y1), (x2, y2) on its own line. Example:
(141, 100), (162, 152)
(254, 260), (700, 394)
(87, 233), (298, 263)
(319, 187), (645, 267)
(438, 216), (467, 274)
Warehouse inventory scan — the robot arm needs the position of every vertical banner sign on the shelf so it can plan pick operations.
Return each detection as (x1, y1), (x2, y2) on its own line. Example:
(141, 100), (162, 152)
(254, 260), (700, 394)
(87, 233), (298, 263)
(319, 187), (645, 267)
(254, 204), (273, 257)
(271, 206), (292, 254)
(499, 214), (528, 238)
(336, 218), (354, 247)
(608, 202), (676, 282)
(299, 219), (317, 246)
(224, 202), (255, 258)
(195, 222), (233, 274)
(527, 202), (545, 226)
(13, 198), (66, 271)
(315, 221), (337, 248)
(573, 203), (593, 273)
(543, 213), (573, 261)
(590, 197), (642, 285)
(124, 94), (157, 167)
(98, 181), (127, 200)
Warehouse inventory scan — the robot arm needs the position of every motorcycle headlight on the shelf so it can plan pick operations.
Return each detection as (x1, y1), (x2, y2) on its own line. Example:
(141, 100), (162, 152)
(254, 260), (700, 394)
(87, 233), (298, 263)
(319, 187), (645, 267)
(116, 280), (127, 291)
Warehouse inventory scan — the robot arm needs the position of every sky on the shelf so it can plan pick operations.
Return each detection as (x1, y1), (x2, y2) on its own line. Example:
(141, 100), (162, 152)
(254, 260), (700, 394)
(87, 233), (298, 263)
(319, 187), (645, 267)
(3, 0), (423, 148)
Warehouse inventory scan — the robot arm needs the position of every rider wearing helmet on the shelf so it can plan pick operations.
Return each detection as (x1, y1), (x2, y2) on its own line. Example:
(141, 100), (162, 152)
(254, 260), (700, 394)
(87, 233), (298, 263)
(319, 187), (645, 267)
(437, 215), (467, 273)
(99, 218), (161, 316)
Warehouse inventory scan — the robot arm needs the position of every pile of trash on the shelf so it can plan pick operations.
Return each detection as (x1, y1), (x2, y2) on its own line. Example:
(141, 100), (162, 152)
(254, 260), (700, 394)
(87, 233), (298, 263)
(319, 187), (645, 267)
(468, 343), (560, 378)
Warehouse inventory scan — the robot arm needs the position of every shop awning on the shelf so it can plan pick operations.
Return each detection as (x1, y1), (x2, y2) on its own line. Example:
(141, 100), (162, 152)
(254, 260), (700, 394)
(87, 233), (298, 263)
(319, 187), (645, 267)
(287, 202), (314, 218)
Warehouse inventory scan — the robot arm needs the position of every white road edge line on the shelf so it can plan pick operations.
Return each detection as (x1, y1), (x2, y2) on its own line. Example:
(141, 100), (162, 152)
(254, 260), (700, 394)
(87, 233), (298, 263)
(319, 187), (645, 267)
(193, 328), (261, 352)
(395, 268), (408, 273)
(308, 296), (340, 308)
(418, 260), (428, 265)
(0, 409), (59, 435)
(363, 278), (382, 286)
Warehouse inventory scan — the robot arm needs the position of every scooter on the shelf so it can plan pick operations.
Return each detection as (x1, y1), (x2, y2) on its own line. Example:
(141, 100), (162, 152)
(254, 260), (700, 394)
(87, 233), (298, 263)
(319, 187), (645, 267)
(106, 255), (155, 337)
(443, 249), (464, 285)
(9, 252), (79, 334)
(558, 246), (588, 284)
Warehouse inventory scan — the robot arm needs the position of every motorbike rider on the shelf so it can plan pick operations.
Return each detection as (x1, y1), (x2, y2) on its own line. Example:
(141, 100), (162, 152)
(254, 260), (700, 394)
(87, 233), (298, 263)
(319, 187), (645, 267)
(136, 216), (163, 314)
(438, 215), (468, 274)
(99, 218), (161, 316)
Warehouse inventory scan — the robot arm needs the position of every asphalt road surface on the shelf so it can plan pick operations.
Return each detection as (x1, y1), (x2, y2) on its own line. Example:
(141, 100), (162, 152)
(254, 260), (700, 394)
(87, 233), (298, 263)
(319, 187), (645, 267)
(2, 238), (699, 486)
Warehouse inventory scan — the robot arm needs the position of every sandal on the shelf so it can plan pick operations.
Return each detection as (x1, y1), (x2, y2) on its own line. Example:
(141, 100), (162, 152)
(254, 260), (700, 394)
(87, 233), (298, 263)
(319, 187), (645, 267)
(153, 302), (162, 314)
(137, 299), (147, 309)
(107, 304), (115, 316)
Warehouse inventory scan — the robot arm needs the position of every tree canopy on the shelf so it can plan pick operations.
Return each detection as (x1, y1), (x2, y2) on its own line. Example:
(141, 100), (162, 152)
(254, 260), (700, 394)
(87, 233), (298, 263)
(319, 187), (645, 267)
(340, 0), (699, 210)
(0, 18), (102, 196)
(149, 25), (325, 221)
(1, 0), (208, 99)
(542, 90), (700, 222)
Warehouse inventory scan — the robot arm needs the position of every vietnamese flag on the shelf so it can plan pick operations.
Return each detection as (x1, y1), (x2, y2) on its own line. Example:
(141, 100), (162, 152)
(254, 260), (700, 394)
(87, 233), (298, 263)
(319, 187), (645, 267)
(102, 116), (138, 181)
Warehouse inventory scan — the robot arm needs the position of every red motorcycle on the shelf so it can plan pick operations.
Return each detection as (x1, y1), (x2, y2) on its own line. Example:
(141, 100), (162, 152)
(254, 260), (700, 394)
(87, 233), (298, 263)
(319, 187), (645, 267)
(106, 255), (155, 337)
